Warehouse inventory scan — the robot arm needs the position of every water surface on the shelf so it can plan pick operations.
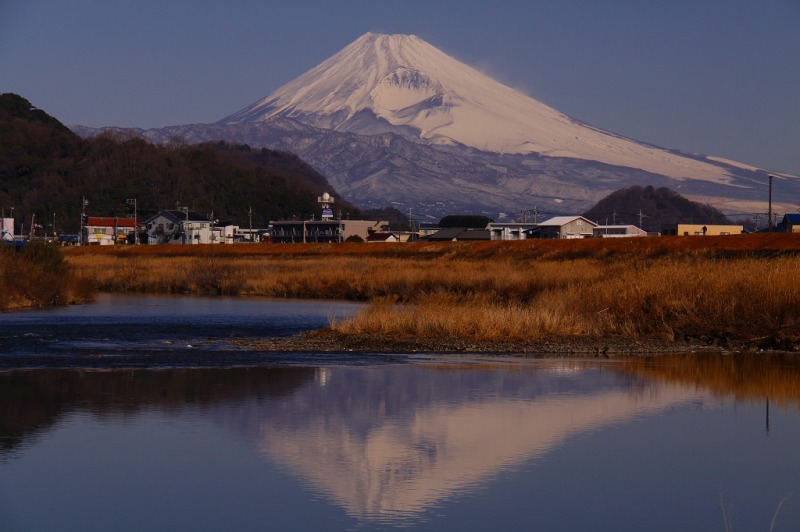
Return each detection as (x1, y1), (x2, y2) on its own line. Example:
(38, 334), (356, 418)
(1, 297), (799, 530)
(0, 293), (363, 368)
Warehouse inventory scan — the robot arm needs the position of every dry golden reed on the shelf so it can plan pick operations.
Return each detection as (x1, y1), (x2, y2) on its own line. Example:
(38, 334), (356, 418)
(1, 243), (93, 310)
(65, 235), (800, 348)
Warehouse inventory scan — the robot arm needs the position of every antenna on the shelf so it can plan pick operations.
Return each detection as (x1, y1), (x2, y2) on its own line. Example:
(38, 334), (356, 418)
(638, 209), (647, 229)
(768, 175), (774, 230)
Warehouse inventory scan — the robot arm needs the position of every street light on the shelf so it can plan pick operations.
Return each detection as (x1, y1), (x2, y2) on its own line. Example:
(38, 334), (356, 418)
(126, 198), (138, 244)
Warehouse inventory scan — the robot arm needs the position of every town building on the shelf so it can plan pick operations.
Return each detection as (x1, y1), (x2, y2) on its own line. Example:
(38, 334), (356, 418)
(269, 219), (390, 243)
(531, 216), (597, 239)
(487, 222), (539, 241)
(661, 224), (743, 236)
(592, 224), (647, 238)
(144, 210), (214, 244)
(84, 216), (138, 245)
(365, 232), (400, 243)
(777, 213), (800, 233)
(1, 217), (13, 242)
(417, 223), (441, 238)
(424, 227), (490, 241)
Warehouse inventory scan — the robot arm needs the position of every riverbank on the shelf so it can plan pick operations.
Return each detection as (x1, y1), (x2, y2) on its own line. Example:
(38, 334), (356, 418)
(224, 329), (723, 356)
(65, 234), (800, 353)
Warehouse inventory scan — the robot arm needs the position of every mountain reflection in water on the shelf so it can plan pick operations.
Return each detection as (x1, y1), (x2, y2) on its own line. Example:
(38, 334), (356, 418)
(258, 364), (702, 521)
(1, 354), (799, 529)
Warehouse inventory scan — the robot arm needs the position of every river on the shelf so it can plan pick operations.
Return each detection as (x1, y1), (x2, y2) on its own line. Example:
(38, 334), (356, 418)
(1, 295), (799, 530)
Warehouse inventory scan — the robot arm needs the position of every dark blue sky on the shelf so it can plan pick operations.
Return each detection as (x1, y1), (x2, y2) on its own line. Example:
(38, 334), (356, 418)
(2, 0), (799, 176)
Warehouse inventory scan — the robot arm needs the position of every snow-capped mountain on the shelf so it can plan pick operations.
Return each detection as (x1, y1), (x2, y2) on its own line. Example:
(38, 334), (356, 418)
(76, 33), (793, 221)
(221, 33), (737, 187)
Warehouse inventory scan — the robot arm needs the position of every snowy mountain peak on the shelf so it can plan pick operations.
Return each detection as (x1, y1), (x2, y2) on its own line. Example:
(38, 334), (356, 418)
(220, 33), (736, 184)
(220, 33), (461, 128)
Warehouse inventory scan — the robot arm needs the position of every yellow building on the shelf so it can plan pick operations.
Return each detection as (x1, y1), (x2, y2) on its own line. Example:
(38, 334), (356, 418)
(661, 224), (743, 236)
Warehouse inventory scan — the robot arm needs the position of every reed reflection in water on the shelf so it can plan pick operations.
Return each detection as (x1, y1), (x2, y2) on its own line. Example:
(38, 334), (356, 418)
(1, 354), (799, 530)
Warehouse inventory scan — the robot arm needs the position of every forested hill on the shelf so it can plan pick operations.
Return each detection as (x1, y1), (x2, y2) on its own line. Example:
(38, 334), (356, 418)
(0, 93), (357, 233)
(583, 185), (733, 231)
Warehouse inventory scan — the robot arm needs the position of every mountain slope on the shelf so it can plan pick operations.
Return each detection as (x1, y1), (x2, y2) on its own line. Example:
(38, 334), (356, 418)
(74, 34), (795, 220)
(75, 118), (785, 222)
(221, 33), (738, 186)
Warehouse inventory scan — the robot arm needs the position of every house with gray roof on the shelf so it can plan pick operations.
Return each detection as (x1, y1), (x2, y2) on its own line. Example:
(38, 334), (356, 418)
(144, 210), (213, 244)
(530, 216), (598, 239)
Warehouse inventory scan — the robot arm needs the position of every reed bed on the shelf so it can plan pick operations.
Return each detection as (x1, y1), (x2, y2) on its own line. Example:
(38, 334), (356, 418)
(333, 256), (800, 348)
(1, 243), (93, 310)
(64, 235), (800, 349)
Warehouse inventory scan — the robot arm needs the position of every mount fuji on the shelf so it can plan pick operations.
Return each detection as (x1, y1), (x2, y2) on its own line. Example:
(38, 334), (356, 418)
(76, 33), (794, 221)
(222, 33), (730, 184)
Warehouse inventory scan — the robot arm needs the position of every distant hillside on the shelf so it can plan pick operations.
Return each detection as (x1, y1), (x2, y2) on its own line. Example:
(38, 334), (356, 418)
(583, 185), (733, 231)
(0, 93), (355, 234)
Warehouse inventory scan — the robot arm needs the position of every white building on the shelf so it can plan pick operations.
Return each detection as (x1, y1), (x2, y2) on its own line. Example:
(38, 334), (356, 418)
(487, 222), (540, 241)
(144, 210), (214, 244)
(1, 217), (13, 241)
(592, 224), (647, 238)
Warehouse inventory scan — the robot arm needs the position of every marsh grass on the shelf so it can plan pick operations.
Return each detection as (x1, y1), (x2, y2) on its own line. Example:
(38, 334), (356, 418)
(65, 235), (800, 348)
(0, 243), (93, 310)
(331, 256), (800, 348)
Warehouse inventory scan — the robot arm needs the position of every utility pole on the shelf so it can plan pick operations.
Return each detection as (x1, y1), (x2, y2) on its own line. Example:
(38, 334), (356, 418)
(176, 202), (188, 244)
(80, 197), (88, 245)
(638, 209), (647, 230)
(768, 175), (774, 231)
(248, 206), (253, 242)
(126, 198), (138, 244)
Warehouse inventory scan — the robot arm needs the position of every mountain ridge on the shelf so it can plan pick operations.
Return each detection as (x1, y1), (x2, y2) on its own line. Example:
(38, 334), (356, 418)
(220, 33), (748, 186)
(74, 118), (782, 221)
(73, 33), (796, 220)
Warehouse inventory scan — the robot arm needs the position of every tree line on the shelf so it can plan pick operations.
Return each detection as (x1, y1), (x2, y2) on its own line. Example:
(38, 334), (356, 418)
(582, 185), (733, 231)
(0, 93), (362, 235)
